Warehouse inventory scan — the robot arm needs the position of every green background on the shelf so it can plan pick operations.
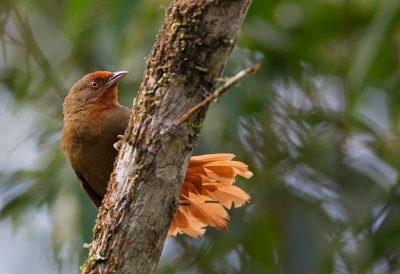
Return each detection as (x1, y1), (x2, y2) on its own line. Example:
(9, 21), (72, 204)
(1, 0), (400, 273)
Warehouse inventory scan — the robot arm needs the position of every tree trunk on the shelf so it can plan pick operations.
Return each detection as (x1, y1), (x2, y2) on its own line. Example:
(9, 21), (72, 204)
(81, 0), (252, 273)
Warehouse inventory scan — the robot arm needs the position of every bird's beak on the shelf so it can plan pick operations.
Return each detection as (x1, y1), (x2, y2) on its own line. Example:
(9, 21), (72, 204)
(104, 71), (128, 88)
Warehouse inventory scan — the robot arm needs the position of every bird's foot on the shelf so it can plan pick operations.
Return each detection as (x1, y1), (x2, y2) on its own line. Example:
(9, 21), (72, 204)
(113, 135), (124, 151)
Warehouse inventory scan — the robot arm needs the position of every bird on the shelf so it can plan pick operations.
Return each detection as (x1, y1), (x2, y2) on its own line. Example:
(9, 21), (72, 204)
(61, 71), (252, 237)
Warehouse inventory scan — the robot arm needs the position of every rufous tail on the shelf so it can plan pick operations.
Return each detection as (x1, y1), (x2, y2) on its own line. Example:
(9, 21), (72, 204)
(168, 153), (253, 237)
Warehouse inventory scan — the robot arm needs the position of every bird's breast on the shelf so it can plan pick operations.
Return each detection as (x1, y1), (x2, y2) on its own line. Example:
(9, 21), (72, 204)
(61, 114), (121, 196)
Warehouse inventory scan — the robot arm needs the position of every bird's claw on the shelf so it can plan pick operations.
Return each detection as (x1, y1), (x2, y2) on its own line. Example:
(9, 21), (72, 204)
(113, 135), (124, 151)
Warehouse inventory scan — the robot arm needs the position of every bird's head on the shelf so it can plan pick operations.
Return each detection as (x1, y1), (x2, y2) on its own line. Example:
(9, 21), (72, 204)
(63, 70), (128, 117)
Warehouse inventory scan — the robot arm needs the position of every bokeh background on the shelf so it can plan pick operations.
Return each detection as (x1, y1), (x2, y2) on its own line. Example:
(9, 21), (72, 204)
(1, 0), (400, 273)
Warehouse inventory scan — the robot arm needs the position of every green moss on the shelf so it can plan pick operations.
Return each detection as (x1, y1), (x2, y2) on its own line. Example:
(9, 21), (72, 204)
(170, 22), (179, 34)
(129, 176), (138, 200)
(189, 122), (202, 137)
(157, 76), (165, 85)
(179, 32), (189, 39)
(130, 186), (135, 200)
(181, 15), (188, 26)
(80, 253), (105, 271)
(92, 220), (102, 235)
(129, 161), (149, 200)
(157, 73), (176, 86)
(195, 66), (207, 72)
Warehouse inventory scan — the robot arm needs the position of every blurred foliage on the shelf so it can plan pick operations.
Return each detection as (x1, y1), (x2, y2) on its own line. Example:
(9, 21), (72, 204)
(1, 0), (400, 273)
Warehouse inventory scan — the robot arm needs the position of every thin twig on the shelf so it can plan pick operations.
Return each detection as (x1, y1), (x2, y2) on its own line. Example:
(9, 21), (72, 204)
(178, 63), (260, 123)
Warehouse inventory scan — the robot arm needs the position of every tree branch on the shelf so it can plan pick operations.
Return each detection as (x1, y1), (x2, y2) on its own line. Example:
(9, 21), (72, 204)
(179, 63), (260, 123)
(82, 0), (252, 273)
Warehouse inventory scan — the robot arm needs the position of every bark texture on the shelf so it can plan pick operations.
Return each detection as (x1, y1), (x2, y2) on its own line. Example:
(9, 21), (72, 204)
(82, 0), (252, 273)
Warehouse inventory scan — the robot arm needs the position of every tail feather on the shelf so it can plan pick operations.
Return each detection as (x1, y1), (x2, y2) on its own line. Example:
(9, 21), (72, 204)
(169, 210), (206, 237)
(168, 153), (252, 237)
(181, 193), (229, 229)
(202, 183), (250, 209)
(187, 160), (253, 184)
(188, 153), (236, 164)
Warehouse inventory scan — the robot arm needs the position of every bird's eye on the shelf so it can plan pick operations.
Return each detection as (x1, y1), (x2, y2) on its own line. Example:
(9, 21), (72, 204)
(90, 81), (99, 89)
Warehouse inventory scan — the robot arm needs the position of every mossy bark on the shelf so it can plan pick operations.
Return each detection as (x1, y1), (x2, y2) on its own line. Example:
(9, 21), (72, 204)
(82, 0), (252, 273)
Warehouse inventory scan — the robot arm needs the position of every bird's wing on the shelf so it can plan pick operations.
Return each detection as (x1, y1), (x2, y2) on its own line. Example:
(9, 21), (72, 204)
(76, 172), (103, 208)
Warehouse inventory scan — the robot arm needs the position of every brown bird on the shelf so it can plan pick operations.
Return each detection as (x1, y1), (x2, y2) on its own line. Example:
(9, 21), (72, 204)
(61, 71), (252, 237)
